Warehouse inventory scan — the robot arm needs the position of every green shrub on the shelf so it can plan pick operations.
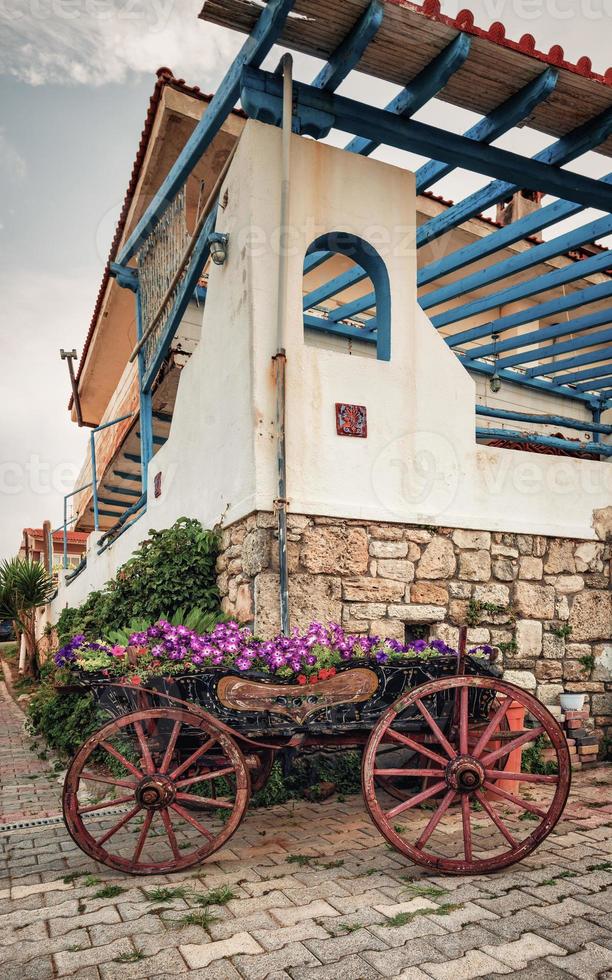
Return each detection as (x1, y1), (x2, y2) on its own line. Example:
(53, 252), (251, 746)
(56, 519), (221, 643)
(26, 679), (103, 759)
(251, 751), (362, 808)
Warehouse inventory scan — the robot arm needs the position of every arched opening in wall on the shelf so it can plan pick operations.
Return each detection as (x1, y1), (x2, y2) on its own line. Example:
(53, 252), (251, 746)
(302, 232), (391, 361)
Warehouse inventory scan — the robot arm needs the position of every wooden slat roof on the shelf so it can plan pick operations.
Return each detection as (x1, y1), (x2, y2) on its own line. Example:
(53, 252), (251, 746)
(200, 0), (612, 158)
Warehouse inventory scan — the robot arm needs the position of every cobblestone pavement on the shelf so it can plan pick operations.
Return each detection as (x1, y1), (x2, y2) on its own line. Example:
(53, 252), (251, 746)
(1, 683), (612, 979)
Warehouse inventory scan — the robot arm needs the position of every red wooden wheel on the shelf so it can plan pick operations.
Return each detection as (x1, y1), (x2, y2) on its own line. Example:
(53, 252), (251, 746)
(362, 676), (571, 875)
(247, 749), (276, 794)
(63, 708), (250, 875)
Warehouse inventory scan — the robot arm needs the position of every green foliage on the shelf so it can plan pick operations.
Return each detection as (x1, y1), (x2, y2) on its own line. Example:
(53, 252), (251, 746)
(93, 885), (125, 899)
(578, 653), (596, 674)
(0, 558), (56, 675)
(56, 519), (221, 642)
(251, 751), (362, 809)
(26, 671), (103, 759)
(551, 624), (572, 639)
(466, 599), (509, 627)
(521, 735), (558, 776)
(106, 608), (226, 647)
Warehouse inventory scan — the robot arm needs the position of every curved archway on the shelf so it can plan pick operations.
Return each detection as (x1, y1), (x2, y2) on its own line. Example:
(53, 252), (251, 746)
(302, 232), (391, 361)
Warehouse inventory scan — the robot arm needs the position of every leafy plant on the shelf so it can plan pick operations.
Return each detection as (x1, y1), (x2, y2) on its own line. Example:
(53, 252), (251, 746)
(578, 654), (596, 674)
(0, 559), (56, 677)
(192, 886), (235, 907)
(93, 885), (125, 899)
(26, 671), (103, 759)
(466, 599), (508, 627)
(521, 735), (558, 776)
(551, 624), (572, 639)
(56, 519), (221, 643)
(143, 886), (187, 903)
(114, 950), (147, 963)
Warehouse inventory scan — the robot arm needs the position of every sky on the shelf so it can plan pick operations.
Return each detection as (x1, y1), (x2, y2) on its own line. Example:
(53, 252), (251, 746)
(0, 0), (611, 561)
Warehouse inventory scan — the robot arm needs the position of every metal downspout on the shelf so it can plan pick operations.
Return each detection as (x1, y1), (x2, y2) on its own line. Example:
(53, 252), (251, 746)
(274, 53), (293, 635)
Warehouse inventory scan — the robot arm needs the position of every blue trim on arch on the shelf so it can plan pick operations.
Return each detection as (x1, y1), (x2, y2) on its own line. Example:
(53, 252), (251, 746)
(304, 232), (391, 361)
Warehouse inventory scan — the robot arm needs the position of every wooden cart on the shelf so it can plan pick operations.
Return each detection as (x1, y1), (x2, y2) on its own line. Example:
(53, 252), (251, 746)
(62, 636), (570, 876)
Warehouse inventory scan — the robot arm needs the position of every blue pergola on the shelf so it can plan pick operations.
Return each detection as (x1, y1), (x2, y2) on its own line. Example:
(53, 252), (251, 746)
(111, 0), (612, 470)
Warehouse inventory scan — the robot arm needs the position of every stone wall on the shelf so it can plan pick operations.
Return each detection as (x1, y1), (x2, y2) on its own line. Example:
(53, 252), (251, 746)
(217, 512), (611, 744)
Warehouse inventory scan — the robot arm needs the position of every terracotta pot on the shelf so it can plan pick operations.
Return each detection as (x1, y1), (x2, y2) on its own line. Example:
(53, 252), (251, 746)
(485, 698), (526, 800)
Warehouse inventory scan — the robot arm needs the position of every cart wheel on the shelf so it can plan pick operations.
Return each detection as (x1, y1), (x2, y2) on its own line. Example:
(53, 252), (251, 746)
(248, 749), (276, 794)
(363, 676), (570, 875)
(63, 708), (250, 875)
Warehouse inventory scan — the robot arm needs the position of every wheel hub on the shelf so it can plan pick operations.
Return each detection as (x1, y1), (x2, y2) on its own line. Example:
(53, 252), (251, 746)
(446, 755), (485, 793)
(135, 775), (176, 810)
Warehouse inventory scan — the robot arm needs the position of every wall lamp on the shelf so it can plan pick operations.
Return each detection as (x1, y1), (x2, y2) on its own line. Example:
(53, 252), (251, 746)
(489, 332), (502, 393)
(208, 231), (230, 266)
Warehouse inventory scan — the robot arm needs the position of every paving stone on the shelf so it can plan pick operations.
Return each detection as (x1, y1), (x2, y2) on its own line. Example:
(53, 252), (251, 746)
(270, 900), (340, 927)
(548, 941), (612, 979)
(419, 949), (512, 978)
(289, 953), (382, 979)
(484, 907), (562, 941)
(233, 941), (320, 979)
(98, 947), (188, 980)
(303, 926), (388, 962)
(181, 931), (262, 969)
(537, 897), (602, 926)
(54, 938), (134, 974)
(428, 924), (503, 959)
(481, 932), (567, 970)
(251, 920), (329, 951)
(362, 938), (445, 974)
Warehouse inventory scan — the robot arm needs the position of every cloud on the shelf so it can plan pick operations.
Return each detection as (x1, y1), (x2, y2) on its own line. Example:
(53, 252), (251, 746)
(0, 127), (26, 181)
(0, 0), (242, 87)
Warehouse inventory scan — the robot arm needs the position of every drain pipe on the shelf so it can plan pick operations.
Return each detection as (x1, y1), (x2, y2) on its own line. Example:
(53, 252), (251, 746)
(273, 53), (293, 636)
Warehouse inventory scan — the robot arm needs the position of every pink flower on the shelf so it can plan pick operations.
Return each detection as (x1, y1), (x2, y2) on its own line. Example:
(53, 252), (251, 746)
(111, 645), (126, 658)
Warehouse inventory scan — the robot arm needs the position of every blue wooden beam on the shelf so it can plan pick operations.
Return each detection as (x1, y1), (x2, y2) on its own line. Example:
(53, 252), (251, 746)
(459, 355), (599, 405)
(344, 33), (471, 157)
(416, 68), (558, 193)
(417, 105), (612, 248)
(303, 35), (471, 278)
(304, 314), (375, 343)
(527, 341), (612, 378)
(574, 375), (612, 391)
(242, 70), (612, 215)
(467, 308), (612, 363)
(418, 172), (612, 290)
(483, 327), (612, 372)
(105, 485), (142, 498)
(123, 453), (141, 464)
(117, 0), (296, 264)
(430, 247), (612, 328)
(475, 404), (612, 436)
(553, 362), (612, 385)
(97, 498), (134, 509)
(143, 205), (219, 391)
(312, 0), (383, 92)
(447, 279), (612, 348)
(476, 427), (612, 457)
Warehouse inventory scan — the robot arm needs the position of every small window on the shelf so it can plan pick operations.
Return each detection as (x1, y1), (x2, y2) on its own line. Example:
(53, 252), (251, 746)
(302, 232), (391, 361)
(404, 625), (430, 644)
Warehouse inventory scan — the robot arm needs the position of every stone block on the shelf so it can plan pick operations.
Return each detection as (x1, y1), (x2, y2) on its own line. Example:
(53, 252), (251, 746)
(416, 537), (456, 579)
(376, 559), (415, 582)
(492, 558), (516, 581)
(544, 540), (576, 574)
(369, 540), (407, 559)
(518, 556), (543, 580)
(255, 573), (341, 637)
(342, 578), (405, 602)
(593, 505), (612, 541)
(592, 692), (612, 715)
(369, 619), (405, 641)
(542, 633), (565, 659)
(503, 669), (537, 690)
(448, 581), (472, 599)
(537, 683), (564, 705)
(492, 544), (519, 558)
(343, 603), (387, 620)
(535, 660), (562, 681)
(388, 604), (446, 622)
(410, 582), (449, 605)
(452, 529), (491, 549)
(458, 550), (491, 582)
(473, 583), (510, 606)
(548, 574), (584, 594)
(569, 590), (612, 641)
(593, 643), (612, 681)
(575, 541), (604, 572)
(301, 527), (369, 576)
(514, 582), (555, 619)
(431, 623), (460, 647)
(516, 620), (542, 658)
(517, 534), (533, 554)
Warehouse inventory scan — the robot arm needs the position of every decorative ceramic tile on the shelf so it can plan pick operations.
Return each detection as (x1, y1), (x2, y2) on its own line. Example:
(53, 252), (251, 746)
(335, 403), (367, 438)
(154, 472), (162, 499)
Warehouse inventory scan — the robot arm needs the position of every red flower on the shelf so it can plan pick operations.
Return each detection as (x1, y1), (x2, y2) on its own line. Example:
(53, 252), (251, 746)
(131, 676), (142, 686)
(309, 674), (318, 684)
(328, 667), (337, 676)
(297, 674), (307, 686)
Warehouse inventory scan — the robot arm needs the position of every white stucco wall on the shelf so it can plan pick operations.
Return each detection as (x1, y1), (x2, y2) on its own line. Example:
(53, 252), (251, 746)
(51, 120), (611, 618)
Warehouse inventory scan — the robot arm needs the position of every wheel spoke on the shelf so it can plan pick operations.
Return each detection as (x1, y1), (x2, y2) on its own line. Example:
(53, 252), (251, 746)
(176, 767), (236, 789)
(97, 804), (142, 847)
(160, 722), (182, 774)
(415, 699), (456, 759)
(99, 741), (143, 778)
(415, 789), (456, 849)
(160, 808), (181, 860)
(133, 721), (155, 774)
(459, 686), (469, 755)
(374, 768), (446, 778)
(132, 810), (154, 863)
(171, 803), (214, 840)
(80, 771), (136, 790)
(482, 727), (545, 768)
(78, 794), (135, 815)
(170, 737), (217, 781)
(176, 792), (233, 810)
(482, 780), (547, 818)
(461, 794), (473, 862)
(484, 769), (558, 784)
(474, 790), (518, 847)
(385, 780), (447, 820)
(471, 697), (512, 759)
(386, 728), (449, 767)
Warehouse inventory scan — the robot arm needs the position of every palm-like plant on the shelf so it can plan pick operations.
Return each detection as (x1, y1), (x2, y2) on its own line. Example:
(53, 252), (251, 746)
(0, 559), (56, 677)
